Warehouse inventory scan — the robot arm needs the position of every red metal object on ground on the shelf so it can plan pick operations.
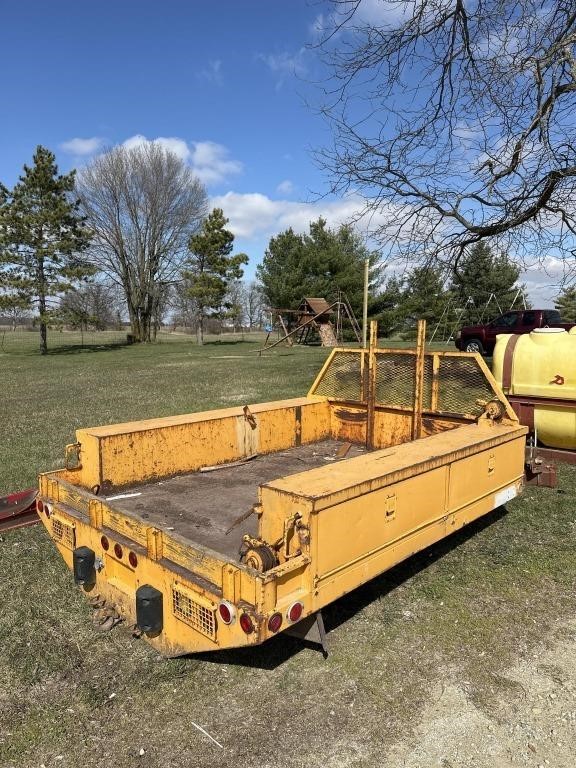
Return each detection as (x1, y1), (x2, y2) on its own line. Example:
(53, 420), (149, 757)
(0, 489), (38, 532)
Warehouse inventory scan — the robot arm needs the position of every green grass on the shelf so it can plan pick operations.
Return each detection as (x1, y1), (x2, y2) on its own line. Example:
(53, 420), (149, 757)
(1, 338), (575, 767)
(0, 334), (328, 495)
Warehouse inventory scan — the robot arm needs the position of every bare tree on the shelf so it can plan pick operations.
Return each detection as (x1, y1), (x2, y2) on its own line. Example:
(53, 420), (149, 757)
(243, 280), (264, 330)
(314, 1), (576, 277)
(59, 281), (124, 330)
(77, 143), (208, 341)
(170, 282), (198, 331)
(225, 280), (246, 332)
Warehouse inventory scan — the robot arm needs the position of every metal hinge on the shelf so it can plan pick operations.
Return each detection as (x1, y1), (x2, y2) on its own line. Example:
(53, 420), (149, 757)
(65, 442), (82, 470)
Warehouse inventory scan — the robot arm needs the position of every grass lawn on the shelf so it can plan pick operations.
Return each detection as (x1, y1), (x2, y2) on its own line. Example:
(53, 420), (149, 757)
(1, 336), (575, 767)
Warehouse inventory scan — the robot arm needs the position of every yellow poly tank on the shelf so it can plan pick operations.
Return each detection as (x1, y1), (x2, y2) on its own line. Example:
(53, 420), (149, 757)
(493, 329), (576, 449)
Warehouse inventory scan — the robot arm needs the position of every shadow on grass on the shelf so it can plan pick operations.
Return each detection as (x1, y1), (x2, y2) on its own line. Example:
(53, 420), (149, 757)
(202, 338), (262, 346)
(46, 342), (128, 355)
(193, 505), (509, 671)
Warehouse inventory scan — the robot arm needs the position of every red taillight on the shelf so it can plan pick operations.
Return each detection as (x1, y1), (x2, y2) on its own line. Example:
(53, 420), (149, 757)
(37, 499), (44, 514)
(239, 613), (254, 634)
(287, 601), (303, 623)
(128, 551), (138, 568)
(218, 601), (235, 625)
(101, 535), (109, 551)
(268, 612), (282, 633)
(113, 543), (123, 559)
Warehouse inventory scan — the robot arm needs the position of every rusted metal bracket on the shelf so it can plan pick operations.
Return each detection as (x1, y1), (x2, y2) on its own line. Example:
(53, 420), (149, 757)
(65, 442), (82, 470)
(524, 445), (558, 488)
(243, 405), (257, 430)
(285, 611), (328, 657)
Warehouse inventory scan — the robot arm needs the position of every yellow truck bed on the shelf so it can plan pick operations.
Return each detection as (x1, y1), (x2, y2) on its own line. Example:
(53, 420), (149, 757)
(109, 439), (368, 559)
(37, 344), (527, 656)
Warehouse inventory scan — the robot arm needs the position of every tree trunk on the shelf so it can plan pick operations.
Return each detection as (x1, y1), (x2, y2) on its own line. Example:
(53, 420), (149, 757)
(126, 300), (153, 342)
(38, 256), (48, 355)
(196, 314), (204, 345)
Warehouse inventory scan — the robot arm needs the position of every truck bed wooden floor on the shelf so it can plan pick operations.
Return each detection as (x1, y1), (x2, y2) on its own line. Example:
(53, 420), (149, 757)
(108, 439), (367, 559)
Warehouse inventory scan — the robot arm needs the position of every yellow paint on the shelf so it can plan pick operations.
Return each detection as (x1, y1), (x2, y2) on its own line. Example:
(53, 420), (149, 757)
(37, 343), (527, 657)
(493, 330), (576, 449)
(70, 397), (330, 490)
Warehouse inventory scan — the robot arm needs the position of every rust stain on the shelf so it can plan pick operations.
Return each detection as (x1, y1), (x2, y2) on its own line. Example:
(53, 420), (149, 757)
(295, 405), (302, 446)
(334, 408), (367, 423)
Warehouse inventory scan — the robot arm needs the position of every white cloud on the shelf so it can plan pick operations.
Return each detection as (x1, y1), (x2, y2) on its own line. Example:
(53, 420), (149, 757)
(60, 137), (104, 156)
(521, 255), (575, 305)
(310, 13), (330, 38)
(197, 59), (223, 86)
(122, 134), (191, 162)
(190, 141), (243, 185)
(257, 49), (307, 89)
(210, 191), (383, 241)
(276, 179), (294, 195)
(259, 49), (307, 76)
(120, 135), (241, 186)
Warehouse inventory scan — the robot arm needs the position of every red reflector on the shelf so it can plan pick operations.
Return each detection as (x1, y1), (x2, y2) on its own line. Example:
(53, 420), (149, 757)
(268, 612), (282, 633)
(128, 551), (138, 568)
(239, 613), (254, 634)
(114, 543), (123, 559)
(100, 535), (109, 551)
(218, 603), (232, 624)
(287, 601), (303, 623)
(37, 500), (44, 514)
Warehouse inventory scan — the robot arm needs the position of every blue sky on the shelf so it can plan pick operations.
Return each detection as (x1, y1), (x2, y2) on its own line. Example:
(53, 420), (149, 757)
(0, 0), (562, 304)
(1, 0), (343, 277)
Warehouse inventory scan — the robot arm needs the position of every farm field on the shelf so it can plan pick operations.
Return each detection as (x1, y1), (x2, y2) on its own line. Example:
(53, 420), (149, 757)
(1, 337), (576, 768)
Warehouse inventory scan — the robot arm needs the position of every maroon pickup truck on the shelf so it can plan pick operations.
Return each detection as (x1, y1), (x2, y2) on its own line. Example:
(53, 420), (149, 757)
(455, 309), (575, 355)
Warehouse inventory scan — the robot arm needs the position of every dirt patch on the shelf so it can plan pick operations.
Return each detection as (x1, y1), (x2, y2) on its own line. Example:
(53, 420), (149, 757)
(384, 619), (576, 768)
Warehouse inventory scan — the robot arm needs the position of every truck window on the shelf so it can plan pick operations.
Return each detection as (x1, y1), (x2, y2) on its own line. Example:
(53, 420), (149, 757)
(490, 312), (518, 328)
(520, 310), (537, 326)
(542, 309), (561, 324)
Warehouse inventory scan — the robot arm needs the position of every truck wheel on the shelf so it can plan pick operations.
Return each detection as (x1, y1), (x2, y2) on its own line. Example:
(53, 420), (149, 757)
(464, 338), (484, 354)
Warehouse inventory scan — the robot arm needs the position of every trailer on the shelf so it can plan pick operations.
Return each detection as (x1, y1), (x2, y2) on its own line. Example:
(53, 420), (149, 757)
(0, 488), (38, 532)
(36, 327), (527, 656)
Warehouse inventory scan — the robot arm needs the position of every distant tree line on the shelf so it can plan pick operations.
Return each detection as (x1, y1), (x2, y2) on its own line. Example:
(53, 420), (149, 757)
(1, 144), (573, 354)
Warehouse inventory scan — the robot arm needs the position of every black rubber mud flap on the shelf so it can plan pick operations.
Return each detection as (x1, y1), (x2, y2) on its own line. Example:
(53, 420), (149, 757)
(73, 546), (95, 586)
(136, 585), (163, 635)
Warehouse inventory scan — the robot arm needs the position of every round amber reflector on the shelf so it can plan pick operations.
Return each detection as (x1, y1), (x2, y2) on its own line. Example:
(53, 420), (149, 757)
(287, 601), (303, 623)
(100, 535), (109, 551)
(128, 551), (138, 568)
(268, 612), (283, 633)
(239, 613), (254, 634)
(113, 543), (123, 559)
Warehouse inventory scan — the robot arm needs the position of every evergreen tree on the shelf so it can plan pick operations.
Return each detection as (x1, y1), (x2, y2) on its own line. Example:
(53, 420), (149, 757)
(400, 266), (448, 338)
(0, 146), (92, 354)
(450, 243), (525, 324)
(183, 208), (248, 345)
(555, 285), (576, 323)
(370, 275), (404, 337)
(257, 218), (381, 318)
(256, 227), (306, 310)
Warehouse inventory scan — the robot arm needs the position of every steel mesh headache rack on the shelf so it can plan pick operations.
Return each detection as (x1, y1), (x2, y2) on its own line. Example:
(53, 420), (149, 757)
(36, 322), (526, 657)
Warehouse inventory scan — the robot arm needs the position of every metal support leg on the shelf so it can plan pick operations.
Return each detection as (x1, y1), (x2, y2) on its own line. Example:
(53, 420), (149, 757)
(285, 611), (328, 657)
